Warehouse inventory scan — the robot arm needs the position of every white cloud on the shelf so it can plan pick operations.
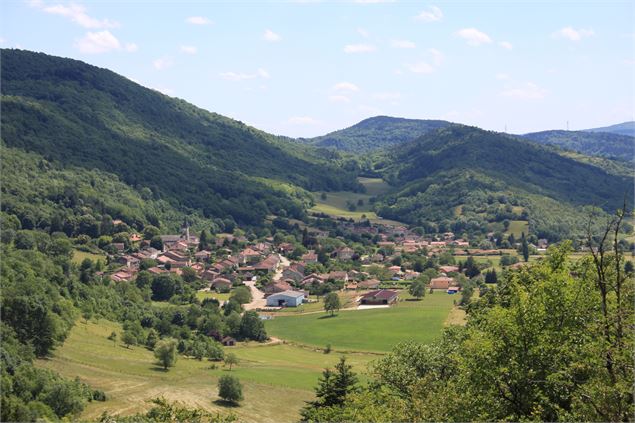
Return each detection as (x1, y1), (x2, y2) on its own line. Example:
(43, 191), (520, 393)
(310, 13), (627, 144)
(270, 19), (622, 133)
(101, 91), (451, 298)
(288, 116), (319, 125)
(553, 27), (594, 41)
(31, 2), (119, 29)
(125, 43), (138, 52)
(428, 48), (444, 66)
(263, 29), (282, 42)
(498, 41), (513, 50)
(500, 82), (547, 100)
(415, 5), (443, 22)
(406, 61), (434, 74)
(357, 28), (370, 38)
(343, 43), (376, 53)
(186, 16), (211, 25)
(180, 45), (197, 54)
(391, 39), (416, 49)
(153, 57), (174, 70)
(332, 82), (359, 92)
(329, 95), (351, 103)
(75, 30), (120, 53)
(455, 28), (493, 46)
(219, 68), (270, 81)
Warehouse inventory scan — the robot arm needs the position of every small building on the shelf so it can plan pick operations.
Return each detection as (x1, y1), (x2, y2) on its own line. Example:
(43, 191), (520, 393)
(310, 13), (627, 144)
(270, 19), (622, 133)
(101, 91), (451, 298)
(447, 286), (460, 294)
(430, 277), (455, 290)
(221, 336), (236, 347)
(266, 290), (305, 307)
(357, 279), (381, 290)
(211, 277), (233, 292)
(359, 289), (398, 305)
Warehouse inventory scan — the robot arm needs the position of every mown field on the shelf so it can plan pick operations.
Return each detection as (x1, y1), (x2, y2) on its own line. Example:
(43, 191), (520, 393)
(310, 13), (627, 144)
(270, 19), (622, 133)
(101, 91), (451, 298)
(72, 249), (106, 265)
(506, 220), (529, 238)
(265, 293), (456, 352)
(310, 177), (402, 225)
(36, 320), (375, 423)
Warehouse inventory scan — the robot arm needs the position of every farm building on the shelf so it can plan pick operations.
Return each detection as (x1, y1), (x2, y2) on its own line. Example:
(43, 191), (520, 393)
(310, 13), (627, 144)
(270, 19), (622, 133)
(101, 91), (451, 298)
(211, 277), (232, 291)
(266, 290), (305, 307)
(359, 289), (398, 305)
(430, 276), (454, 290)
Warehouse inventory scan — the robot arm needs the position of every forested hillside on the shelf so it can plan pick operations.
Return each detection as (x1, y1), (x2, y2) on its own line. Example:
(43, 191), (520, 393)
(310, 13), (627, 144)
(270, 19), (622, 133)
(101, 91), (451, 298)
(373, 126), (632, 240)
(523, 129), (634, 161)
(1, 49), (360, 226)
(301, 116), (453, 152)
(583, 121), (635, 137)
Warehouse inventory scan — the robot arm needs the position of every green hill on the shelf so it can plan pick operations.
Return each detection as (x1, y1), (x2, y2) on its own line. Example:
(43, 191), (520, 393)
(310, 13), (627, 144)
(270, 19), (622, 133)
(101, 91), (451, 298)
(374, 126), (632, 240)
(522, 130), (634, 161)
(301, 116), (453, 152)
(582, 121), (635, 137)
(1, 49), (359, 226)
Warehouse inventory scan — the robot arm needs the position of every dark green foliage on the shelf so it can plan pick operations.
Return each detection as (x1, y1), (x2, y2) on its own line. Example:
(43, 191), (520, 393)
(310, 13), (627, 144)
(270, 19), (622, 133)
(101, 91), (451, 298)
(99, 397), (236, 422)
(408, 279), (426, 299)
(238, 311), (267, 342)
(154, 339), (177, 370)
(323, 292), (341, 315)
(229, 286), (252, 305)
(523, 129), (634, 161)
(217, 375), (243, 403)
(1, 49), (359, 226)
(583, 121), (635, 137)
(301, 357), (358, 420)
(302, 116), (452, 152)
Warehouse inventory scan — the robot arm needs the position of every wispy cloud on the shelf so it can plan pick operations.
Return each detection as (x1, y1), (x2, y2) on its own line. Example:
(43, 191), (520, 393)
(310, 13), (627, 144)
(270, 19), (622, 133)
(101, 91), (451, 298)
(428, 48), (444, 66)
(415, 5), (443, 22)
(30, 1), (119, 29)
(186, 16), (212, 25)
(498, 41), (513, 50)
(332, 82), (360, 92)
(406, 61), (435, 74)
(153, 57), (174, 70)
(391, 39), (416, 49)
(180, 45), (197, 54)
(500, 82), (547, 100)
(220, 68), (270, 81)
(553, 27), (594, 41)
(75, 30), (123, 54)
(343, 43), (376, 53)
(357, 28), (370, 38)
(287, 116), (319, 125)
(263, 29), (282, 42)
(455, 28), (492, 46)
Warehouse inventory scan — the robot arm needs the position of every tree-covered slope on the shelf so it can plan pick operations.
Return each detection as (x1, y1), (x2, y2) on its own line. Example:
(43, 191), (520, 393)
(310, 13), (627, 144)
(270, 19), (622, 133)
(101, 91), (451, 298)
(374, 126), (632, 240)
(301, 116), (453, 152)
(0, 49), (359, 226)
(522, 129), (634, 161)
(582, 121), (635, 137)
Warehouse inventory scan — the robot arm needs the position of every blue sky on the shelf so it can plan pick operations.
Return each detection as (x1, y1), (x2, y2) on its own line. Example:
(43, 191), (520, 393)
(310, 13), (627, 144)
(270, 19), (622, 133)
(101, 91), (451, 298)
(1, 0), (634, 137)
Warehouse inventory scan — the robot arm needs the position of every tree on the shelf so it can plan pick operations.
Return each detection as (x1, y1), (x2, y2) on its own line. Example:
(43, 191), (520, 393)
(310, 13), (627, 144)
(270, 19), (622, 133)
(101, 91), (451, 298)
(154, 339), (177, 370)
(151, 274), (176, 301)
(484, 269), (498, 284)
(408, 280), (426, 300)
(301, 357), (358, 419)
(521, 233), (529, 262)
(229, 286), (252, 305)
(121, 330), (137, 349)
(150, 235), (163, 251)
(324, 292), (341, 316)
(224, 352), (239, 371)
(217, 375), (243, 403)
(464, 256), (481, 278)
(239, 311), (267, 341)
(107, 331), (117, 345)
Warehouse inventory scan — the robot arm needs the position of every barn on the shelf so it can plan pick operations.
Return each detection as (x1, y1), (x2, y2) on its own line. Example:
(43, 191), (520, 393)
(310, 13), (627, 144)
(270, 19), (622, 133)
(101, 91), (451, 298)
(266, 290), (305, 307)
(359, 289), (398, 305)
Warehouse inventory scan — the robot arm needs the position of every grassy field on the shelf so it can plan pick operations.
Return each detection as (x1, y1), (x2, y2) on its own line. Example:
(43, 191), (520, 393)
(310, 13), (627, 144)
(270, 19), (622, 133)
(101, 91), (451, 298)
(196, 291), (231, 302)
(266, 293), (456, 353)
(72, 249), (106, 265)
(273, 292), (358, 314)
(506, 220), (529, 238)
(358, 177), (391, 196)
(37, 319), (375, 423)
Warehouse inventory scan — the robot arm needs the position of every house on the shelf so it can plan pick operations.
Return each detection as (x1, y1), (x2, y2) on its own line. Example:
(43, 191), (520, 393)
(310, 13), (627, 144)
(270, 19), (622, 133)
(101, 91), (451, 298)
(282, 268), (304, 283)
(439, 265), (459, 274)
(336, 247), (355, 261)
(201, 269), (219, 281)
(430, 277), (455, 290)
(118, 255), (140, 269)
(159, 235), (182, 251)
(357, 279), (381, 290)
(211, 277), (233, 292)
(129, 233), (142, 243)
(254, 254), (280, 273)
(266, 290), (305, 307)
(278, 242), (295, 254)
(301, 250), (318, 264)
(359, 289), (398, 305)
(112, 243), (125, 253)
(147, 266), (168, 275)
(194, 250), (212, 261)
(327, 271), (349, 282)
(447, 286), (460, 294)
(264, 280), (292, 294)
(221, 336), (236, 347)
(110, 268), (136, 282)
(239, 247), (262, 264)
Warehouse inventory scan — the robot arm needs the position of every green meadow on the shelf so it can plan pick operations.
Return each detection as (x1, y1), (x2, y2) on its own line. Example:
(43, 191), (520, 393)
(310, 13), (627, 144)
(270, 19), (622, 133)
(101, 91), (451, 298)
(266, 293), (456, 353)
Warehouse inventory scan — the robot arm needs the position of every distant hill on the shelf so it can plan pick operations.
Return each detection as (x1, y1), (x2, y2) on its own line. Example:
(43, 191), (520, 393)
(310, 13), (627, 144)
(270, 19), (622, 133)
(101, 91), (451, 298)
(522, 130), (634, 161)
(301, 116), (454, 152)
(582, 121), (635, 137)
(374, 126), (632, 240)
(1, 49), (359, 226)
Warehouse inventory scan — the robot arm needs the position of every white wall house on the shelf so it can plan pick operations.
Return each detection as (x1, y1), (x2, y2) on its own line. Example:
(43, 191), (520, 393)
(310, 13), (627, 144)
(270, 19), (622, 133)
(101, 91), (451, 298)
(266, 290), (305, 307)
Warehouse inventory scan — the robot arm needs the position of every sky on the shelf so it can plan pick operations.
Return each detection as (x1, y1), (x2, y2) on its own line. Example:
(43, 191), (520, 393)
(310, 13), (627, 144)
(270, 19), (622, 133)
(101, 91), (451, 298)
(1, 0), (634, 137)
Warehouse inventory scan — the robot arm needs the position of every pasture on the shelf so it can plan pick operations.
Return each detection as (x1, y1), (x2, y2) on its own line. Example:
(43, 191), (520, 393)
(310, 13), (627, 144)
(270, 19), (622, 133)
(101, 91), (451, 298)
(506, 220), (529, 238)
(36, 319), (375, 423)
(265, 293), (457, 353)
(72, 249), (106, 265)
